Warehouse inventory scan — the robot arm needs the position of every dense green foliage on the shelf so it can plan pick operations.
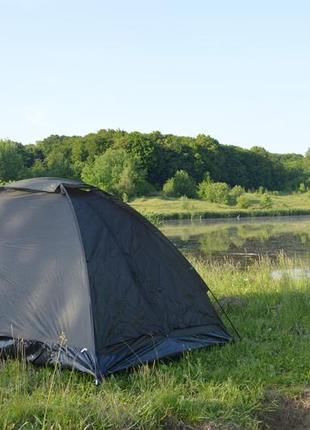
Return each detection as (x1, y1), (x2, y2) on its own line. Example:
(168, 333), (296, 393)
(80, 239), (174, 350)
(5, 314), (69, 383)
(198, 180), (231, 204)
(81, 148), (151, 199)
(236, 193), (253, 209)
(162, 170), (196, 198)
(0, 140), (26, 181)
(1, 130), (310, 197)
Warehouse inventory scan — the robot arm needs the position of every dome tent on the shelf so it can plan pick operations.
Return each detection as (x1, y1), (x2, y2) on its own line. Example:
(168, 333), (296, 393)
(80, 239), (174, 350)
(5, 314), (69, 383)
(0, 177), (231, 381)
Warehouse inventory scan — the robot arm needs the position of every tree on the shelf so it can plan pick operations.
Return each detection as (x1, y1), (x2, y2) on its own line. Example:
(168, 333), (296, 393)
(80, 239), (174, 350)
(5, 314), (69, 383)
(45, 152), (74, 177)
(0, 140), (26, 182)
(81, 148), (151, 199)
(162, 170), (197, 198)
(1, 129), (308, 193)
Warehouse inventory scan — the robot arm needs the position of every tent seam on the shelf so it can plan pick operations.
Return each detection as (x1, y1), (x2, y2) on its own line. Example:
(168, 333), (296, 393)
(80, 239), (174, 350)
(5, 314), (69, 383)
(60, 185), (99, 378)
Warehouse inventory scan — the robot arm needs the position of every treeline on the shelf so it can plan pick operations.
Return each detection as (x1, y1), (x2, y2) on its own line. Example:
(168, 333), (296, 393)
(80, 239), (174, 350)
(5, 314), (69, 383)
(0, 130), (309, 198)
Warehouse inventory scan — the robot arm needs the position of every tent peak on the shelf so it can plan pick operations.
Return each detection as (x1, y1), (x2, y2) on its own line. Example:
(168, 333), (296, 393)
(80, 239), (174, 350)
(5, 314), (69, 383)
(3, 177), (92, 193)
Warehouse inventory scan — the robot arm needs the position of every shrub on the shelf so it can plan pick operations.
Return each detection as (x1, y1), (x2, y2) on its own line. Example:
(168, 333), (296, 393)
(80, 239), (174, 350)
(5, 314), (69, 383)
(180, 195), (190, 210)
(228, 185), (245, 206)
(139, 210), (163, 227)
(257, 186), (266, 194)
(162, 170), (196, 198)
(260, 194), (273, 208)
(230, 185), (245, 198)
(299, 183), (306, 193)
(122, 192), (129, 203)
(198, 181), (230, 204)
(236, 194), (252, 209)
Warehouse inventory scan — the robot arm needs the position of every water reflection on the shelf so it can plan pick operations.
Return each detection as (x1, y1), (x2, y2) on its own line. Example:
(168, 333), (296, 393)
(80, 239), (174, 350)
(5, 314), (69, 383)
(161, 216), (310, 265)
(271, 269), (310, 279)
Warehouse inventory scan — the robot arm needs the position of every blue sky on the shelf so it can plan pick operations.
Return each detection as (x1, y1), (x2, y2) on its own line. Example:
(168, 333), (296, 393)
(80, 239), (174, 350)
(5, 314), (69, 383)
(1, 0), (310, 154)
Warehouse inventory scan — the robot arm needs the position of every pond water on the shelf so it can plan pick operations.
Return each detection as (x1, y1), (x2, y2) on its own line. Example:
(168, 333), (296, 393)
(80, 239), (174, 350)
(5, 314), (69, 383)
(161, 216), (310, 269)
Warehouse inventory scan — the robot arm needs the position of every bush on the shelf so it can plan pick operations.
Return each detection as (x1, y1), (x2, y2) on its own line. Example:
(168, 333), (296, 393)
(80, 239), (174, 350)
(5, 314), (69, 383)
(198, 180), (230, 204)
(139, 210), (163, 227)
(259, 194), (273, 208)
(230, 185), (245, 198)
(236, 194), (252, 209)
(162, 170), (196, 198)
(257, 186), (266, 194)
(180, 195), (191, 210)
(227, 185), (245, 206)
(299, 183), (306, 193)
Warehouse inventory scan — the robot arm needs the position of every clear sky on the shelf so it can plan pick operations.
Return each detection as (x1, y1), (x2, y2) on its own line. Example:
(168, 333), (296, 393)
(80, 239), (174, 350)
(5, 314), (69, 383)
(1, 0), (310, 154)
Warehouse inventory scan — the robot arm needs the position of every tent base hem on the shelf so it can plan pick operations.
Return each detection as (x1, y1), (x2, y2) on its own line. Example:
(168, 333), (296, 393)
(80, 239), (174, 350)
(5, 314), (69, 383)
(0, 324), (231, 382)
(98, 327), (231, 377)
(0, 337), (97, 378)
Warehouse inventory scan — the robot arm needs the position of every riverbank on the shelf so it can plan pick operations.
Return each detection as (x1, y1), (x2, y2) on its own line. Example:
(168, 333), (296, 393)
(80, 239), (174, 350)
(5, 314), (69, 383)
(1, 257), (310, 429)
(160, 215), (310, 262)
(131, 193), (310, 220)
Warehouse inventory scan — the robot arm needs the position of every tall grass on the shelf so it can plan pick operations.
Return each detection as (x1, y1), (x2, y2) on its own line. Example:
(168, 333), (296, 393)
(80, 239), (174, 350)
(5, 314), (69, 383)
(131, 193), (310, 220)
(1, 257), (310, 429)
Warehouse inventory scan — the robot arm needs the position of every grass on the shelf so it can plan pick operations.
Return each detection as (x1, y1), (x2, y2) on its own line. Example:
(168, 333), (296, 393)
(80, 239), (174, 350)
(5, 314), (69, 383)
(1, 256), (310, 429)
(131, 192), (310, 220)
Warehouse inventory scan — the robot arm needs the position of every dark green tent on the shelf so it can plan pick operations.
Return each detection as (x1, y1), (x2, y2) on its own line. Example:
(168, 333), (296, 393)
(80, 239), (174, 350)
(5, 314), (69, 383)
(0, 178), (231, 381)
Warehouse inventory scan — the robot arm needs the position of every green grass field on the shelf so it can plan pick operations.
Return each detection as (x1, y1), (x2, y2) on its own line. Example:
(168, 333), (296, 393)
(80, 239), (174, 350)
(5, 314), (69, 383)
(1, 256), (310, 429)
(131, 193), (310, 220)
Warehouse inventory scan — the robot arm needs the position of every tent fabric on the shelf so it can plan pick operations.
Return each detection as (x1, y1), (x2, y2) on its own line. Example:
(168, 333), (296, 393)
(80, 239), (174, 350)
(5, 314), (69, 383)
(0, 178), (231, 380)
(4, 177), (92, 193)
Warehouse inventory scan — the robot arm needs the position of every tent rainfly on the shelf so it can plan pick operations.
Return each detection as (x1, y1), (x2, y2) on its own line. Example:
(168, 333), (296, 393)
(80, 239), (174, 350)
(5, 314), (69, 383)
(0, 178), (231, 381)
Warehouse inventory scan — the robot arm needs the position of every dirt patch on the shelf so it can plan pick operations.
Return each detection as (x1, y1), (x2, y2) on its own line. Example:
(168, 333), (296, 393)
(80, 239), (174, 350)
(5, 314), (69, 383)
(199, 423), (241, 430)
(259, 389), (310, 430)
(163, 417), (241, 430)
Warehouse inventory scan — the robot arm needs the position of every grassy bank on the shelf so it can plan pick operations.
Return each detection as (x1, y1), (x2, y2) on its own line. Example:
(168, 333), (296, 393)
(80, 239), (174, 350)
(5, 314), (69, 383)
(1, 257), (310, 429)
(131, 193), (310, 220)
